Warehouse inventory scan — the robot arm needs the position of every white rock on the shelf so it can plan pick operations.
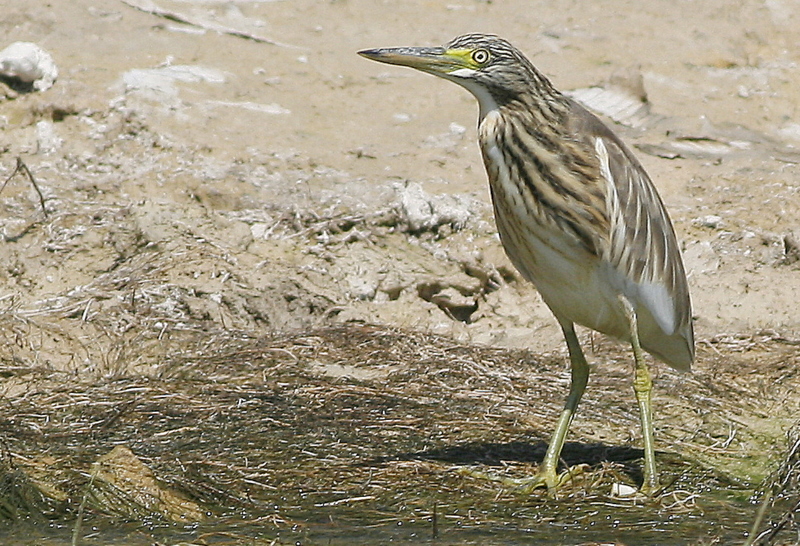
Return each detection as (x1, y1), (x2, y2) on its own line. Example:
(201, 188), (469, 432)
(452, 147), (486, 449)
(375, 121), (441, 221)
(610, 482), (638, 497)
(121, 64), (226, 103)
(395, 181), (474, 233)
(36, 120), (62, 154)
(692, 215), (723, 229)
(0, 42), (58, 91)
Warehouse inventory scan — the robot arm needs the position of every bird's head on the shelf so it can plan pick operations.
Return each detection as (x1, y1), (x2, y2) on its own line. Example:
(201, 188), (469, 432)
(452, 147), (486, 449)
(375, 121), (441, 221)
(359, 33), (555, 118)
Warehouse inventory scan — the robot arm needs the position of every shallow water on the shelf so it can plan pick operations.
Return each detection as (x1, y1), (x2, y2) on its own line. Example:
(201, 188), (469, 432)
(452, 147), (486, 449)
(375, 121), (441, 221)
(0, 482), (758, 546)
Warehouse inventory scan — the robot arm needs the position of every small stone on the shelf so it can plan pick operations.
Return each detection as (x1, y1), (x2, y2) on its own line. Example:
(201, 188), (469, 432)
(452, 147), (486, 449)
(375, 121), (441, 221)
(692, 215), (723, 229)
(0, 42), (58, 91)
(611, 482), (638, 497)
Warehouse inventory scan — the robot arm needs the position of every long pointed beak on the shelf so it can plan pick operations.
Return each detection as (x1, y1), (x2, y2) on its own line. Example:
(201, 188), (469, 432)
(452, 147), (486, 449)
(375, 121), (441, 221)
(358, 46), (466, 75)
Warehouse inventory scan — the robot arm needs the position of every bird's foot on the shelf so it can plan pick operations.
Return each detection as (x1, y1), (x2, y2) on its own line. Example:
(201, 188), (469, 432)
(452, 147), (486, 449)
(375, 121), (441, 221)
(513, 463), (590, 495)
(457, 464), (590, 496)
(637, 477), (660, 498)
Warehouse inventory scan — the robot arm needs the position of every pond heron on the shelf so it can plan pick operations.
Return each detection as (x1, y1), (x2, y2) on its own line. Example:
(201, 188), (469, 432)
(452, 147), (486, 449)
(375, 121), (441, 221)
(359, 34), (694, 494)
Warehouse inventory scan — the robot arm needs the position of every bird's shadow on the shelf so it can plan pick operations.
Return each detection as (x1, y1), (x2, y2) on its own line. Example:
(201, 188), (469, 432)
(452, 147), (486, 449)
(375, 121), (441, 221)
(370, 440), (646, 484)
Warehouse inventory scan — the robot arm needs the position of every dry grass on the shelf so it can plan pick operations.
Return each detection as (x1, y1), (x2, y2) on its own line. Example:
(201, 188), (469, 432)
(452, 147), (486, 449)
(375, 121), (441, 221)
(0, 324), (797, 544)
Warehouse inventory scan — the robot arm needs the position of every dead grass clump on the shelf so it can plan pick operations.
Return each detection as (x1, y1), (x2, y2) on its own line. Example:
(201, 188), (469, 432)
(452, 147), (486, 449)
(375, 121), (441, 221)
(0, 325), (797, 544)
(746, 421), (800, 545)
(0, 459), (61, 523)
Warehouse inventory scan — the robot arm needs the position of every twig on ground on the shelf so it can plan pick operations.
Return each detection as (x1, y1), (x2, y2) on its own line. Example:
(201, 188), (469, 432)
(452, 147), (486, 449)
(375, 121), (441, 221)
(1, 157), (48, 217)
(120, 0), (304, 48)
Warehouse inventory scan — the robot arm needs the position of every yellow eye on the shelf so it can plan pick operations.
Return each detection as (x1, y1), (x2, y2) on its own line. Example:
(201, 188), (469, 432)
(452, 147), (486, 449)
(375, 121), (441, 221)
(471, 48), (490, 65)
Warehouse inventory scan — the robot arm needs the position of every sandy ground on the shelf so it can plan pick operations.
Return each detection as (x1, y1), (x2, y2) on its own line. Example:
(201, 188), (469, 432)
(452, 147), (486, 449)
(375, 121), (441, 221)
(1, 0), (800, 543)
(3, 0), (800, 362)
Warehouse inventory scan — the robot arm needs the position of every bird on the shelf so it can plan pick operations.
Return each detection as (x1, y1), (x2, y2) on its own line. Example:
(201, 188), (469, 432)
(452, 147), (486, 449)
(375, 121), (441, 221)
(358, 34), (694, 494)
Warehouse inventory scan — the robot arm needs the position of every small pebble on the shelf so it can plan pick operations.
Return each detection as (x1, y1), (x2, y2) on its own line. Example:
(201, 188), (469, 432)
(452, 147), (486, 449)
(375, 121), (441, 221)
(611, 482), (638, 497)
(692, 215), (723, 229)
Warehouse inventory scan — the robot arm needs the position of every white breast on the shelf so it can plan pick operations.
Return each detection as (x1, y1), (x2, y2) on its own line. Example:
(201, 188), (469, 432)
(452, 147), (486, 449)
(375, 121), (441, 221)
(481, 117), (629, 339)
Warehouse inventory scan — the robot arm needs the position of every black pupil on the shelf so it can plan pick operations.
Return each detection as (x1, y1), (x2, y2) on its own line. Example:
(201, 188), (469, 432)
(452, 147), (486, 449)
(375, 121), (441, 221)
(474, 50), (487, 63)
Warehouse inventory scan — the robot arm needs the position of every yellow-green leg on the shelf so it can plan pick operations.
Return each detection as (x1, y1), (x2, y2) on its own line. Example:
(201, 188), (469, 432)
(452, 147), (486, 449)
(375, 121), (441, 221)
(620, 296), (659, 494)
(519, 319), (590, 493)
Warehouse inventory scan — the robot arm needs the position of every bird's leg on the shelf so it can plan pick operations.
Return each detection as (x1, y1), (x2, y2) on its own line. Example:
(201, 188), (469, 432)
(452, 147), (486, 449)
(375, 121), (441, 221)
(619, 295), (659, 494)
(519, 320), (590, 493)
(456, 322), (590, 494)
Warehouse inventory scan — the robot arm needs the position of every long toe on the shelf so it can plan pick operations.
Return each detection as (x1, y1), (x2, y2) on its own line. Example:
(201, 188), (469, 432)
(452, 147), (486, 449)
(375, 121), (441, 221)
(516, 464), (591, 495)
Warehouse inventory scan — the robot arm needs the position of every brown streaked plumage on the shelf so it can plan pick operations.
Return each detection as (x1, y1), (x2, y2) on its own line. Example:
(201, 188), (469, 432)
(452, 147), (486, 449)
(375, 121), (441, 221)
(359, 33), (693, 494)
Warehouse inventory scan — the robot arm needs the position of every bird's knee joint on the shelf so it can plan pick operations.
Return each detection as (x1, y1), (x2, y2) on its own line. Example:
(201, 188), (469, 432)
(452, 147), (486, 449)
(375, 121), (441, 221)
(632, 373), (652, 395)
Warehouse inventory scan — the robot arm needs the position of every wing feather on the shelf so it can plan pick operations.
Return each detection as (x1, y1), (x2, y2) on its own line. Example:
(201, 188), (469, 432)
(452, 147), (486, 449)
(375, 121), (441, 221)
(570, 99), (694, 366)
